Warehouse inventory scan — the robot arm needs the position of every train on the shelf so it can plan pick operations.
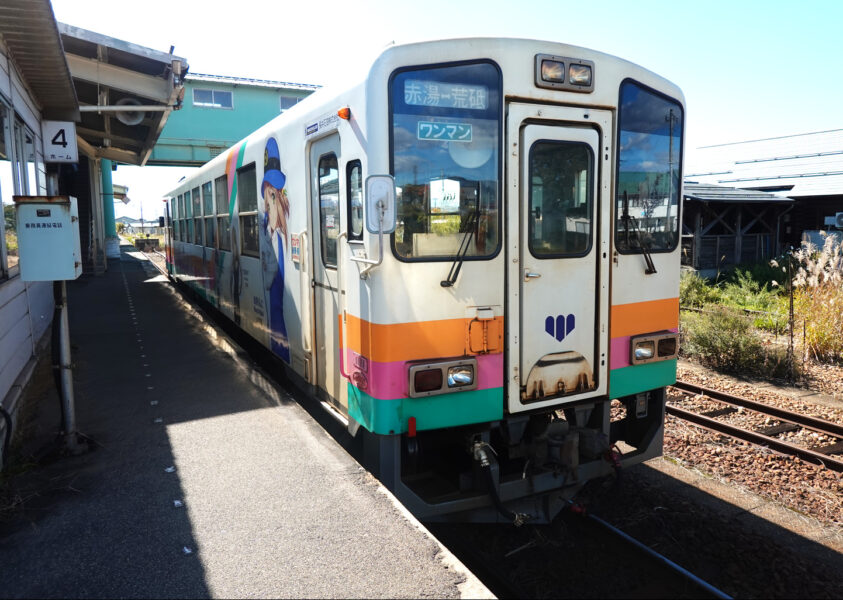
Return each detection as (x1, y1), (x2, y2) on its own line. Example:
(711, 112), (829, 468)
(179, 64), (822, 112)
(163, 38), (684, 524)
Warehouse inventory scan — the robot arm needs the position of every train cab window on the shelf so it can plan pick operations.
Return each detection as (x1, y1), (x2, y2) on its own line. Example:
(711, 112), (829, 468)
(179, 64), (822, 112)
(390, 61), (501, 261)
(192, 187), (203, 245)
(528, 141), (593, 258)
(318, 154), (339, 267)
(216, 175), (231, 251)
(615, 80), (683, 254)
(237, 164), (259, 256)
(347, 160), (363, 241)
(202, 181), (215, 248)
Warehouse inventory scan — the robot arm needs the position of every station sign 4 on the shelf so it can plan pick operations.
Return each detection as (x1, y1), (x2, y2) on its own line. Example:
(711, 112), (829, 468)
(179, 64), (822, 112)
(42, 121), (79, 163)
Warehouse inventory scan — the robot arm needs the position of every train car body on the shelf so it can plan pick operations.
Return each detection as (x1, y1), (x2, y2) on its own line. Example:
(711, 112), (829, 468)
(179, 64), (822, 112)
(164, 38), (685, 523)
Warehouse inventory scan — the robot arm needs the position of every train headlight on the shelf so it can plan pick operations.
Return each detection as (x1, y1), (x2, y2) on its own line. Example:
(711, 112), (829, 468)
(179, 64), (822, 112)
(409, 358), (478, 398)
(540, 59), (566, 83)
(630, 332), (680, 365)
(535, 54), (595, 93)
(633, 341), (655, 361)
(447, 365), (474, 388)
(568, 63), (592, 86)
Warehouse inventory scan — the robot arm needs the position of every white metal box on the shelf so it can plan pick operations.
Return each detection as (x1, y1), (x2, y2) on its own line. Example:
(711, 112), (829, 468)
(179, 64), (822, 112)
(13, 196), (82, 281)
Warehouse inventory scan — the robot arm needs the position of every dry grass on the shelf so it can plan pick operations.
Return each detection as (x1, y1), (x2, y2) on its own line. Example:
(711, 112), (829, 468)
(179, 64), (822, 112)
(789, 234), (843, 361)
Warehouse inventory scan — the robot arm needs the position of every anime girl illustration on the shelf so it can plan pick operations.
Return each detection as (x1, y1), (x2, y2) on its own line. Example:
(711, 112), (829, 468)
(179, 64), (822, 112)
(260, 137), (291, 362)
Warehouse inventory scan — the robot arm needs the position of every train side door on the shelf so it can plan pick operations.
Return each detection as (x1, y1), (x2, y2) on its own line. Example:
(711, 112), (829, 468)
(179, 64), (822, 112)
(308, 134), (346, 408)
(506, 104), (611, 413)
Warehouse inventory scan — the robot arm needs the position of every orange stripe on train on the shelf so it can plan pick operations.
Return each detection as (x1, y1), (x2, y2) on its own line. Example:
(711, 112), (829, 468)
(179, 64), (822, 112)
(344, 314), (504, 363)
(610, 297), (679, 338)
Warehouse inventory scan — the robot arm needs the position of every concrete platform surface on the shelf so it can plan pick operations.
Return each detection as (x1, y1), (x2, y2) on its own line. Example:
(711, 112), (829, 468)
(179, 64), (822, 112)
(0, 246), (492, 599)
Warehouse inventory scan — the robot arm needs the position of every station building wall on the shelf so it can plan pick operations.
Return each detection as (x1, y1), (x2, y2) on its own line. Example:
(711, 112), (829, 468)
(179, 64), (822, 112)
(0, 38), (55, 464)
(149, 78), (315, 165)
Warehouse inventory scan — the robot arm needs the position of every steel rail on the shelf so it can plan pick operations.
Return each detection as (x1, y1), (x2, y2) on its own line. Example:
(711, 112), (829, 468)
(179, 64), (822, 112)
(583, 510), (732, 599)
(666, 404), (843, 472)
(671, 380), (843, 440)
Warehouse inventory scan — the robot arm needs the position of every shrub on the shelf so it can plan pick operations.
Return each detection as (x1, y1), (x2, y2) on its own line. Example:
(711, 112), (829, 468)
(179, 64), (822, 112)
(720, 258), (788, 291)
(5, 230), (17, 254)
(719, 269), (780, 312)
(680, 306), (795, 378)
(679, 270), (720, 307)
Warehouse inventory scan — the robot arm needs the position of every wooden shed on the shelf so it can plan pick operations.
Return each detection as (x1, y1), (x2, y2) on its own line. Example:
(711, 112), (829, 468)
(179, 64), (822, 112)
(681, 183), (794, 274)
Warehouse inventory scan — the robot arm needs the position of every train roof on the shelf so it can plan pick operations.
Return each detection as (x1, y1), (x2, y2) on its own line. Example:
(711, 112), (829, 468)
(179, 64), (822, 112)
(166, 37), (684, 197)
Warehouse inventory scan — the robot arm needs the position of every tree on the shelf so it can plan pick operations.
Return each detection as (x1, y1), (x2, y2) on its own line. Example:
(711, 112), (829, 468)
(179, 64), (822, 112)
(3, 204), (15, 232)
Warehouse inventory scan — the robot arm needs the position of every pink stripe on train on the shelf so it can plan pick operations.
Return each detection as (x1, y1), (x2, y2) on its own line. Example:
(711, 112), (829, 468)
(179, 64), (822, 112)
(610, 328), (679, 370)
(344, 350), (504, 401)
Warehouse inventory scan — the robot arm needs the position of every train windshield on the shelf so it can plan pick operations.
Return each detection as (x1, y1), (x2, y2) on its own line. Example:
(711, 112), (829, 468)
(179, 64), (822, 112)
(390, 62), (501, 260)
(615, 80), (683, 253)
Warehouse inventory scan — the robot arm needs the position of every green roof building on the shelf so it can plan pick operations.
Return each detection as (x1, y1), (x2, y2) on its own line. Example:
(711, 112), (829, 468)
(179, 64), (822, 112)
(149, 73), (319, 166)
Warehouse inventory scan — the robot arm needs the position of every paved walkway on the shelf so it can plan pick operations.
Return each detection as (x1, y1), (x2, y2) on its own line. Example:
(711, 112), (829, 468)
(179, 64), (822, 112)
(0, 246), (491, 599)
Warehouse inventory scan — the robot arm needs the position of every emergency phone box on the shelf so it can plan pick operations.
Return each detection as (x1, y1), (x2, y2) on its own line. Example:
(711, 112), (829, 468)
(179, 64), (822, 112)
(13, 196), (82, 281)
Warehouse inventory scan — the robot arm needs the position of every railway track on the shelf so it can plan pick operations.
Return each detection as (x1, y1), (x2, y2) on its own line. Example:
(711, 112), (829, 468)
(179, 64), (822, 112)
(668, 380), (843, 472)
(147, 250), (729, 599)
(431, 510), (730, 599)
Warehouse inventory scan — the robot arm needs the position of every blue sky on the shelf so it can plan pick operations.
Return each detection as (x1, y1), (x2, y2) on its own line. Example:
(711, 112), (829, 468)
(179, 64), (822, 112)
(50, 0), (843, 218)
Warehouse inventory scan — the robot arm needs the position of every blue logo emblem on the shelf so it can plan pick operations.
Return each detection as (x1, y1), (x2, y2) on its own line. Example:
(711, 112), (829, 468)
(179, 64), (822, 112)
(546, 314), (575, 341)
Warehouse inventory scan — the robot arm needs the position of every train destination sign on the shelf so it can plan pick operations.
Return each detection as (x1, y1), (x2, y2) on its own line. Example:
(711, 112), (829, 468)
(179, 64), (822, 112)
(404, 80), (488, 110)
(417, 121), (473, 142)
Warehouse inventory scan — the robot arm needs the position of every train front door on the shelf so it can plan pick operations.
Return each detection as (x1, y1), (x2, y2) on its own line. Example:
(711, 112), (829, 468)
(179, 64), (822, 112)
(308, 134), (346, 409)
(506, 104), (611, 413)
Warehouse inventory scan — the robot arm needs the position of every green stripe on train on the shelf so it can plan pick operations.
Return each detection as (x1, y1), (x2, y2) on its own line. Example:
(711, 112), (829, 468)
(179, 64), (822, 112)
(347, 385), (504, 435)
(609, 359), (677, 399)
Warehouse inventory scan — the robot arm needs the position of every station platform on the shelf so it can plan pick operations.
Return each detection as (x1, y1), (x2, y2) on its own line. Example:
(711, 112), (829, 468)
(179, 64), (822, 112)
(0, 244), (492, 599)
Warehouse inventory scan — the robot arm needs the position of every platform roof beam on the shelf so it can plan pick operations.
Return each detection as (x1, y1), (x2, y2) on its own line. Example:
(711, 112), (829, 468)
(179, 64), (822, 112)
(57, 22), (188, 166)
(0, 0), (79, 121)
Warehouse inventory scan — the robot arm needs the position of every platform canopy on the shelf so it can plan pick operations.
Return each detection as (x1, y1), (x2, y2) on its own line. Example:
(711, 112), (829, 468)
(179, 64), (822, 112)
(0, 0), (79, 121)
(57, 23), (189, 166)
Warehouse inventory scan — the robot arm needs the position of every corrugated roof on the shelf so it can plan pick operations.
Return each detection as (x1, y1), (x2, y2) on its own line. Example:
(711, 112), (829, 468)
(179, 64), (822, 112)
(683, 182), (794, 203)
(686, 130), (843, 197)
(0, 0), (79, 120)
(187, 73), (320, 91)
(57, 22), (188, 166)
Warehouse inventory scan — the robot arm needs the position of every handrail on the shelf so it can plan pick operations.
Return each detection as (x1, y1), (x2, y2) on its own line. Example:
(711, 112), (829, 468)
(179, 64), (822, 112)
(337, 231), (350, 381)
(350, 205), (384, 278)
(299, 230), (312, 355)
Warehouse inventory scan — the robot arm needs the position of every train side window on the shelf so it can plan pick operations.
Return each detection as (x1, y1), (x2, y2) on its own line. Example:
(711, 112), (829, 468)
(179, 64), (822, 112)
(192, 187), (203, 246)
(237, 164), (259, 256)
(318, 153), (339, 268)
(185, 190), (194, 243)
(174, 194), (181, 242)
(202, 181), (215, 248)
(216, 175), (231, 251)
(347, 160), (363, 241)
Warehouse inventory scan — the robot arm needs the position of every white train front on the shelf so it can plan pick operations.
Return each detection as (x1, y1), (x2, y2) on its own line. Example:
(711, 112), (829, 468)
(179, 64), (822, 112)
(164, 38), (684, 523)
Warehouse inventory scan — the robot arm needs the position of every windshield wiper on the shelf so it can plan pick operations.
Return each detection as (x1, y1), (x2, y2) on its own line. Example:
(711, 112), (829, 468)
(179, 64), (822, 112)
(441, 211), (478, 287)
(621, 191), (657, 275)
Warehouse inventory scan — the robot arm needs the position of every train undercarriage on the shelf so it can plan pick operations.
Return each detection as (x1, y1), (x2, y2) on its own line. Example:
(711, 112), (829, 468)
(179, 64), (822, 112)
(361, 390), (667, 524)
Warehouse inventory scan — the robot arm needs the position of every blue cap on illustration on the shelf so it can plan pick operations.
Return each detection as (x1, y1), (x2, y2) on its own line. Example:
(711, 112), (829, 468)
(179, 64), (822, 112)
(262, 138), (286, 192)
